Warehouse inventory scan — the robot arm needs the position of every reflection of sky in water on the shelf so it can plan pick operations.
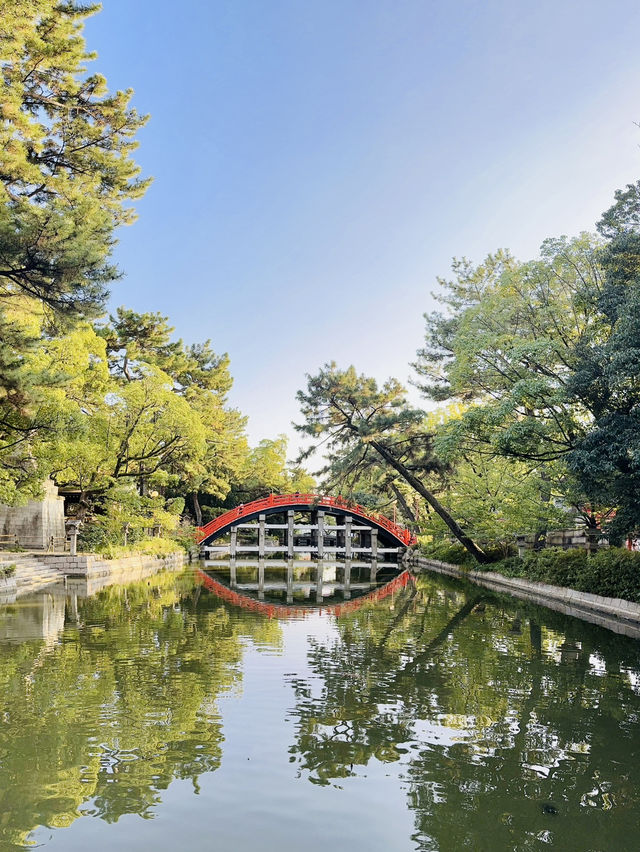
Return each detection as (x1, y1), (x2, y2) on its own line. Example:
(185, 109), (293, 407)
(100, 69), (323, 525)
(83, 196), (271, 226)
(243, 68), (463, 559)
(0, 569), (638, 852)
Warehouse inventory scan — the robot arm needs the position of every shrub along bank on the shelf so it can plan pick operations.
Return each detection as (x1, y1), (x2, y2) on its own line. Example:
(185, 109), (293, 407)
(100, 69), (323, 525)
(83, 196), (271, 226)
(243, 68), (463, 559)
(92, 537), (187, 561)
(419, 543), (640, 604)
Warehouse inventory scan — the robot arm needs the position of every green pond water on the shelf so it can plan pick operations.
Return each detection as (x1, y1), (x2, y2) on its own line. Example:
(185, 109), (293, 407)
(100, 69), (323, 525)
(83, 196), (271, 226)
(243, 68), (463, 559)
(0, 566), (639, 851)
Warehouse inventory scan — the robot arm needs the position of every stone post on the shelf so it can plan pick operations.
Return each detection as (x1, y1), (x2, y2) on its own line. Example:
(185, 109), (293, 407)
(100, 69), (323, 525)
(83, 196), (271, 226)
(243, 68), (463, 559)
(66, 520), (81, 557)
(586, 528), (599, 556)
(516, 534), (527, 559)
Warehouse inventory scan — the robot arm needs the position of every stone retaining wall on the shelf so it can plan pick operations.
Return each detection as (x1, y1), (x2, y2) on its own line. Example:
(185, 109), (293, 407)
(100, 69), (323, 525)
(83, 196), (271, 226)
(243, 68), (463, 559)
(0, 572), (16, 604)
(410, 555), (640, 638)
(38, 550), (185, 580)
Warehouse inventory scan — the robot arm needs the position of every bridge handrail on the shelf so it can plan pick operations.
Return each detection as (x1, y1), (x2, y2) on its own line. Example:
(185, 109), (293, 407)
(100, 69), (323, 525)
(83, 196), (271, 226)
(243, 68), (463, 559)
(197, 493), (417, 545)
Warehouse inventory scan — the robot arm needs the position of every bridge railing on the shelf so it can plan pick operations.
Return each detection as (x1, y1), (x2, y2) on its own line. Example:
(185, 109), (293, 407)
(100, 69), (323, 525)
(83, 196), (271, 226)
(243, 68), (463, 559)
(197, 493), (417, 546)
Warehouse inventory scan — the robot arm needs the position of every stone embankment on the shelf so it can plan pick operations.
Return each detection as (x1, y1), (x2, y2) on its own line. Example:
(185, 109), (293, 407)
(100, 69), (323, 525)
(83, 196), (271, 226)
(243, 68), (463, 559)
(410, 554), (640, 639)
(0, 550), (186, 602)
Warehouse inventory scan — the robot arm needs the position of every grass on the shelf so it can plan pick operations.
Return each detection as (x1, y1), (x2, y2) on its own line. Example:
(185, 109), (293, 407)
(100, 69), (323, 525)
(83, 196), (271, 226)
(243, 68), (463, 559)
(96, 538), (184, 560)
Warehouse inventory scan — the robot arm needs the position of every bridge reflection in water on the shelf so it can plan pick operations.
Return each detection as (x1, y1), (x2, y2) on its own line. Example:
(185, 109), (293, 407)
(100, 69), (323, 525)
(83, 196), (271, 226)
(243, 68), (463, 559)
(197, 565), (414, 618)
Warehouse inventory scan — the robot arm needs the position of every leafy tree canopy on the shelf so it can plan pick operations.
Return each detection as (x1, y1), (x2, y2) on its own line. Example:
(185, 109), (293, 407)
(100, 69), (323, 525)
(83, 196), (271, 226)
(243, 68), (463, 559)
(568, 182), (640, 541)
(414, 235), (604, 464)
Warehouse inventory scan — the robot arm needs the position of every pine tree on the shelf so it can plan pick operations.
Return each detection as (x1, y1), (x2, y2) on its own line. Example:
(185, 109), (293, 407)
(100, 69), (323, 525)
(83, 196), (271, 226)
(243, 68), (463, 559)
(0, 1), (150, 318)
(296, 363), (489, 562)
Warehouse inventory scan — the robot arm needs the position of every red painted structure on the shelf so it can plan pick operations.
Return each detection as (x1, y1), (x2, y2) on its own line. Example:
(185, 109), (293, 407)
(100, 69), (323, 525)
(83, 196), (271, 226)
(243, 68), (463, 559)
(196, 567), (414, 619)
(197, 493), (417, 547)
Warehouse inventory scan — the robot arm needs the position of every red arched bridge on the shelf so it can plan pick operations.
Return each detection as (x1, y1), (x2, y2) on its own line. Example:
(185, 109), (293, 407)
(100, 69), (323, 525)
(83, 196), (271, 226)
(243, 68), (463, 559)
(197, 493), (417, 552)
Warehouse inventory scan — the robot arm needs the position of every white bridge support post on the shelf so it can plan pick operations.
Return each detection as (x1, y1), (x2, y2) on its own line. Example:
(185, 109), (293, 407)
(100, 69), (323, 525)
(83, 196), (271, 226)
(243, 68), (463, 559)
(370, 528), (378, 586)
(230, 527), (237, 557)
(258, 514), (266, 558)
(229, 526), (238, 587)
(287, 510), (295, 558)
(316, 510), (325, 559)
(344, 515), (352, 558)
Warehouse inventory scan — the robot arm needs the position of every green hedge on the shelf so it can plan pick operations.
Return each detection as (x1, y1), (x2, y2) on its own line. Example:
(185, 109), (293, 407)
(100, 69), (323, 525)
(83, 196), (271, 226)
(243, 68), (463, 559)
(420, 540), (640, 603)
(488, 547), (640, 603)
(420, 540), (473, 566)
(420, 539), (515, 567)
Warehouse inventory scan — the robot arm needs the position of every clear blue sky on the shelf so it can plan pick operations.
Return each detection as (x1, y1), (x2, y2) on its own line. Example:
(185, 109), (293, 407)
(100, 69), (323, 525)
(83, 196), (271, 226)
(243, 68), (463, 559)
(86, 0), (640, 455)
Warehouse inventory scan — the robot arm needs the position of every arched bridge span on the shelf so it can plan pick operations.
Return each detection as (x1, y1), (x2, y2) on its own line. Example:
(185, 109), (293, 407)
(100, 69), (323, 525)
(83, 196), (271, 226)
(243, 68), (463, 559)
(197, 493), (417, 548)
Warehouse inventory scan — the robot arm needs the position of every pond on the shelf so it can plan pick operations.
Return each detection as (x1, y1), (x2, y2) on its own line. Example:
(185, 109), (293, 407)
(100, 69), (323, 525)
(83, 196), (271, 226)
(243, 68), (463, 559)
(0, 565), (639, 851)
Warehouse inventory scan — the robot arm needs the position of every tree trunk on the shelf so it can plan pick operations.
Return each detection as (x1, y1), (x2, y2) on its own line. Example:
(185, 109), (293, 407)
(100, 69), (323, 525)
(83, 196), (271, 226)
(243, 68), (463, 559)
(192, 491), (203, 527)
(390, 482), (417, 524)
(77, 490), (90, 522)
(533, 472), (551, 550)
(371, 439), (489, 563)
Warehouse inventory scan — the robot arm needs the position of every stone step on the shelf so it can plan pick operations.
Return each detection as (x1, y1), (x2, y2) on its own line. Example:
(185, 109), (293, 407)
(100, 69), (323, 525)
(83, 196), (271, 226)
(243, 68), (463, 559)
(13, 561), (64, 595)
(16, 574), (61, 587)
(16, 571), (60, 583)
(14, 563), (60, 575)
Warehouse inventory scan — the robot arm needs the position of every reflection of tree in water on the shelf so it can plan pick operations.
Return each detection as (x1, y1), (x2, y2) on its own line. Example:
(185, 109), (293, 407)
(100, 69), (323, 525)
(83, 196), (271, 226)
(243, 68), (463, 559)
(287, 574), (640, 850)
(0, 571), (282, 849)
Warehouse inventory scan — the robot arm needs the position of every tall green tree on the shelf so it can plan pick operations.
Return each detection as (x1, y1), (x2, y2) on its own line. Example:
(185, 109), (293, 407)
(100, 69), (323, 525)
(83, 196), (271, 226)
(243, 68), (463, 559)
(218, 435), (315, 518)
(412, 234), (609, 541)
(0, 301), (108, 503)
(414, 235), (603, 465)
(0, 1), (149, 318)
(96, 308), (250, 525)
(296, 363), (489, 562)
(412, 181), (640, 542)
(0, 2), (149, 502)
(568, 182), (640, 541)
(54, 310), (248, 527)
